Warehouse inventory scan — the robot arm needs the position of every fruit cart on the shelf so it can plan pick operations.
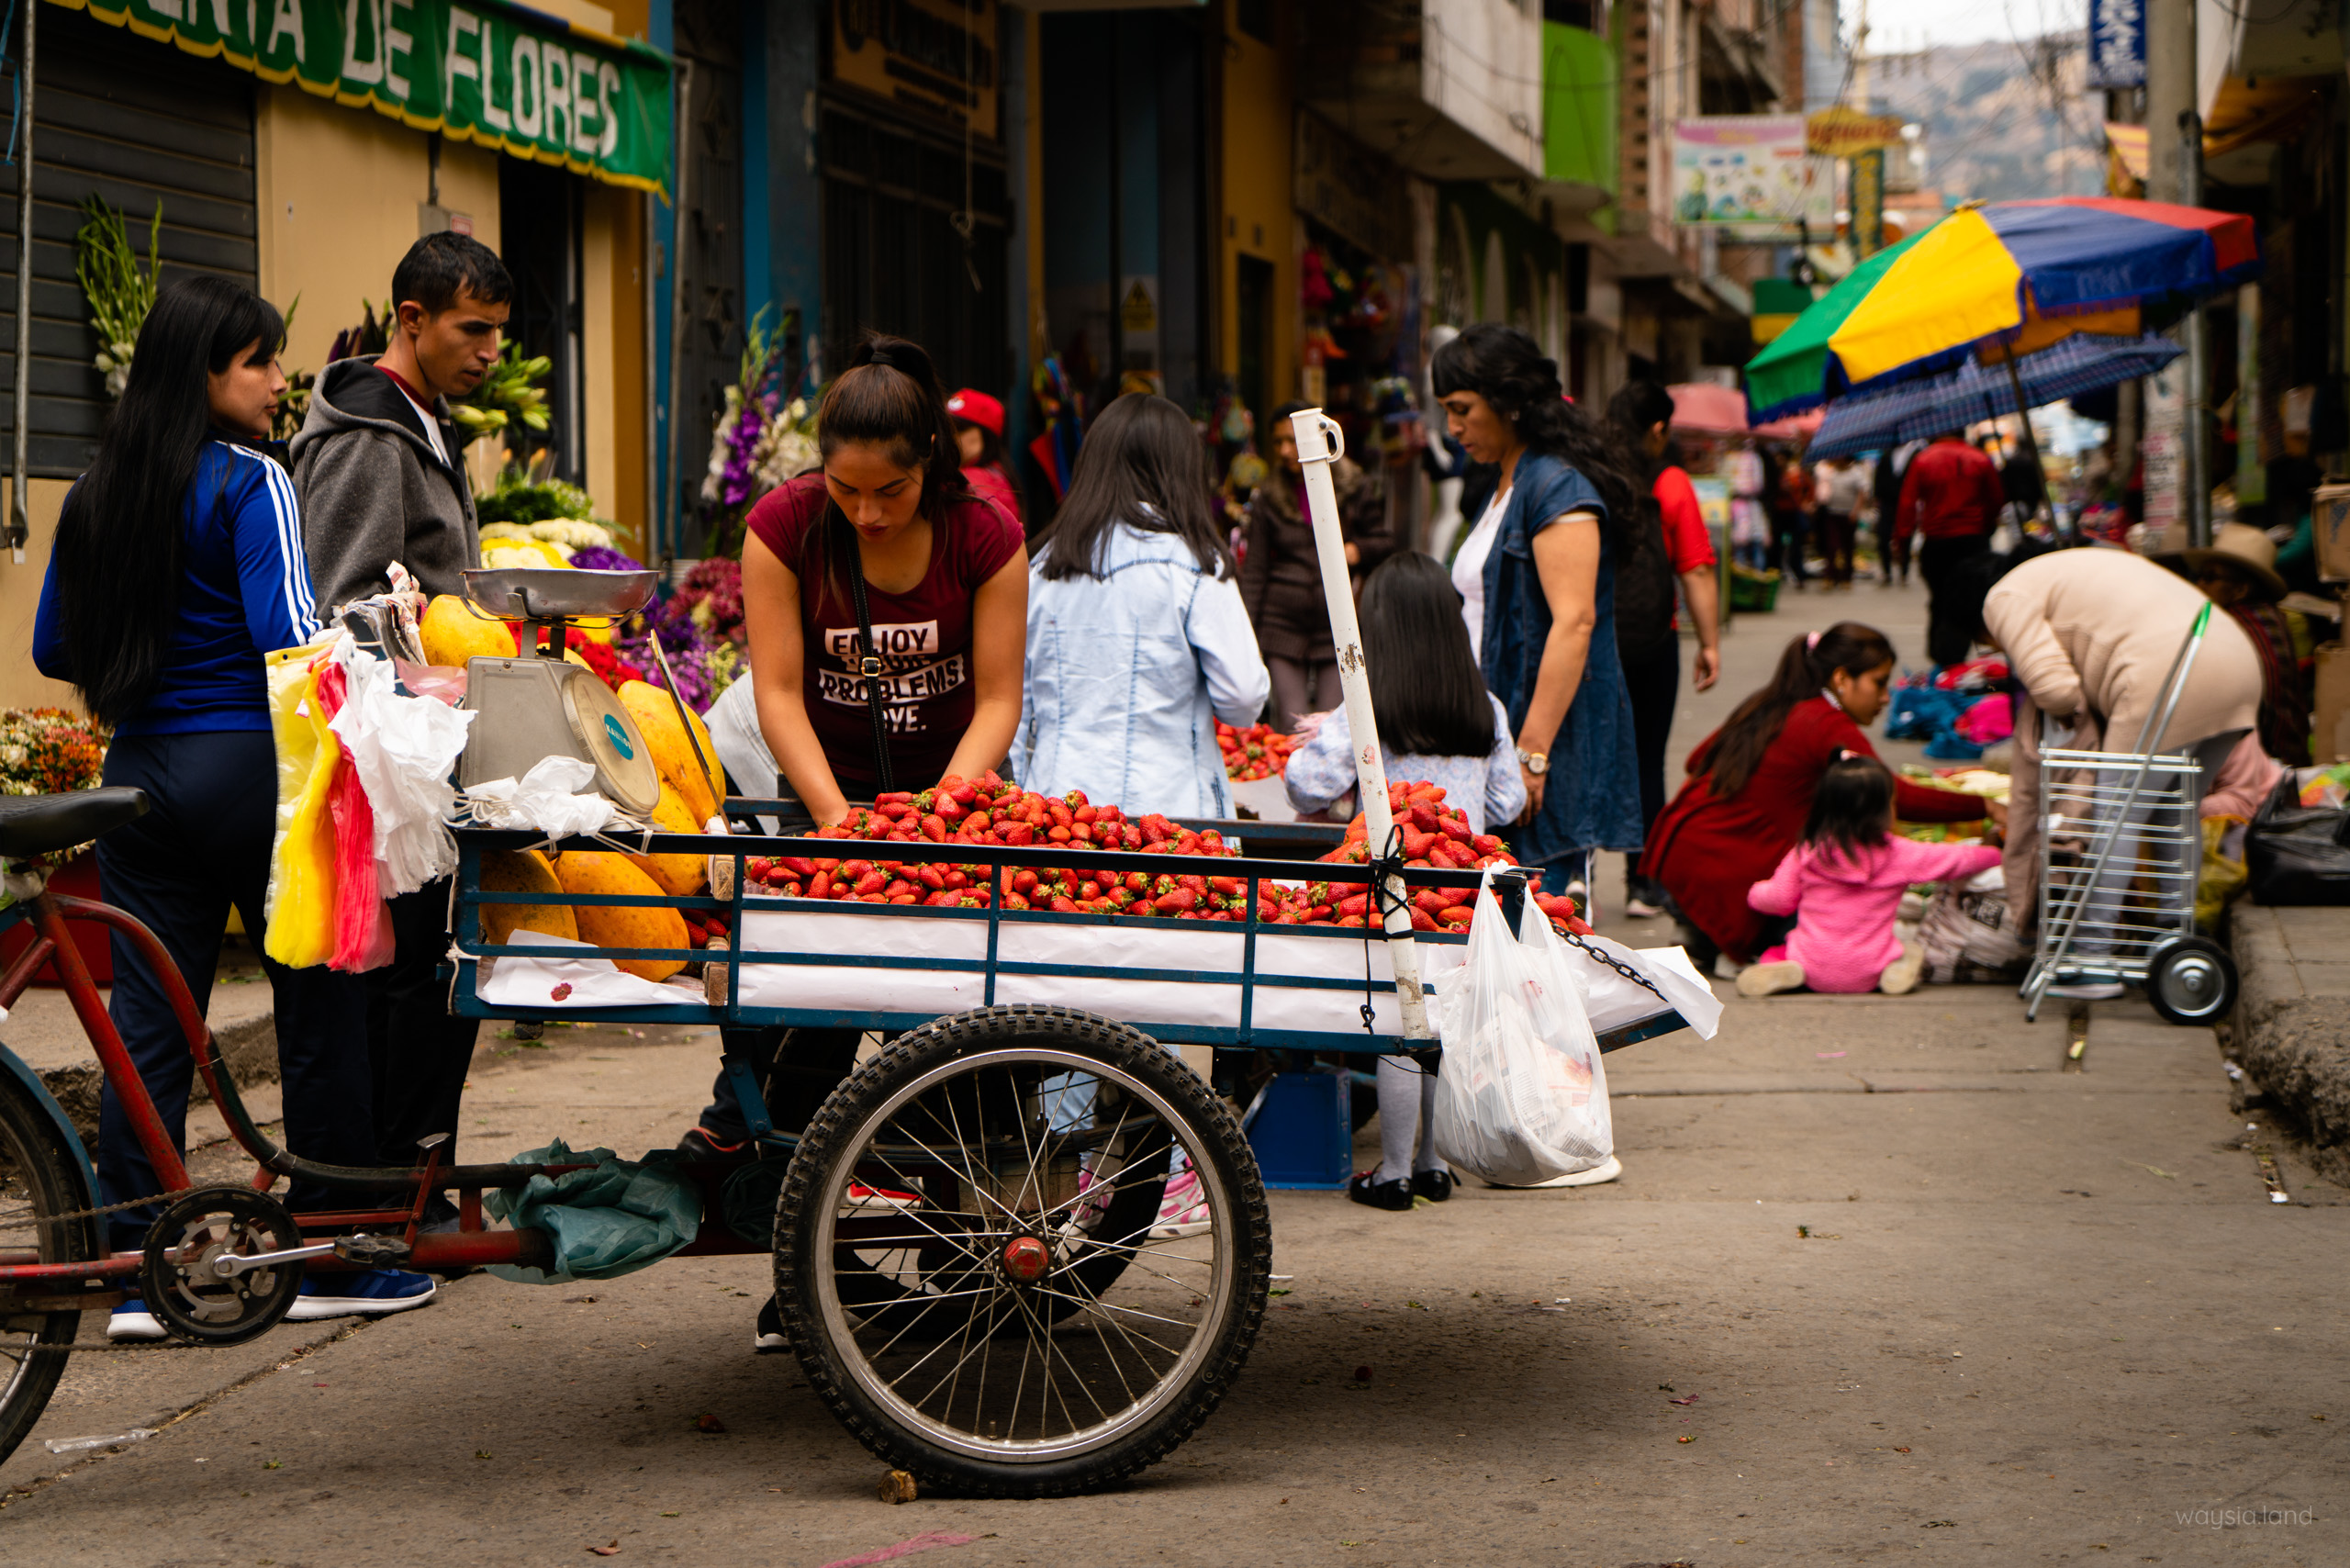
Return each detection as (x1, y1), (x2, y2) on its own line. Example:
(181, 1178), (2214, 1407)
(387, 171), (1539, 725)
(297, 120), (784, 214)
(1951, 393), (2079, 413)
(0, 409), (1706, 1495)
(445, 803), (1704, 1495)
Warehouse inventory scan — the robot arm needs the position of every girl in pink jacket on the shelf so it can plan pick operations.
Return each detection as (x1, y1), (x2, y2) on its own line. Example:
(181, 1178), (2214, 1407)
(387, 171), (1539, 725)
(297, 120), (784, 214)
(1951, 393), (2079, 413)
(1738, 755), (2001, 997)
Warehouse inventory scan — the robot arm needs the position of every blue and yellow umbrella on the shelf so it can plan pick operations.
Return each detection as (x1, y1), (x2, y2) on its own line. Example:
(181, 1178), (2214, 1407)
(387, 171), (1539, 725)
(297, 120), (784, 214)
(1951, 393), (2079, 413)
(1747, 197), (2259, 421)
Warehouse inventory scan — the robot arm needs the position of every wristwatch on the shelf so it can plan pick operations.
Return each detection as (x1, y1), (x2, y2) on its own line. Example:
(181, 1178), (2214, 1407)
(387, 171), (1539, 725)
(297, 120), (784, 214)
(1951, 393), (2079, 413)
(1516, 747), (1549, 777)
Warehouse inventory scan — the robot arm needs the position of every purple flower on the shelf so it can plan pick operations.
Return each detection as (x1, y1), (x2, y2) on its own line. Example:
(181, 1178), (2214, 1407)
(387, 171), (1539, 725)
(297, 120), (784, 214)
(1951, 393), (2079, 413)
(566, 545), (647, 573)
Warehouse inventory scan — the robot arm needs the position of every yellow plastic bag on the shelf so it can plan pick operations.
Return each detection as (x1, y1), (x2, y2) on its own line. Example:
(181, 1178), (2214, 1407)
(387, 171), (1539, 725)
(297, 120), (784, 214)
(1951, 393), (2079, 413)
(263, 644), (341, 969)
(2195, 814), (2249, 934)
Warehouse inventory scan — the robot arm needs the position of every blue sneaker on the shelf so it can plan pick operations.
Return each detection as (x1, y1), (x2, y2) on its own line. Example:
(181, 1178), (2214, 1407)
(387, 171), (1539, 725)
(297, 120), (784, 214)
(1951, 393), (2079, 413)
(106, 1296), (166, 1340)
(285, 1269), (436, 1322)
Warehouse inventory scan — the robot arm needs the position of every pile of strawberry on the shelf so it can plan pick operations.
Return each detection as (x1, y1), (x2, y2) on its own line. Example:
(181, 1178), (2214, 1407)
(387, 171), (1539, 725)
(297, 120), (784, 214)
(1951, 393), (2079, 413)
(1216, 721), (1297, 781)
(741, 771), (1264, 917)
(733, 771), (1591, 935)
(1304, 782), (1583, 934)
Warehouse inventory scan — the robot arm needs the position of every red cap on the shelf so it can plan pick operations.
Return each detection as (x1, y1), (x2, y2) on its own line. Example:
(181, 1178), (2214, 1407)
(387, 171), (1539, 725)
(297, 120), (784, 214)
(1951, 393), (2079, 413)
(946, 388), (1004, 436)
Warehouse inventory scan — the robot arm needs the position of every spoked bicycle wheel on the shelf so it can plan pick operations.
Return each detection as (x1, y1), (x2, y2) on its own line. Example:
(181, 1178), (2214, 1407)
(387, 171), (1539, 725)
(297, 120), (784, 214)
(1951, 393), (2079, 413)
(775, 1005), (1270, 1496)
(0, 1070), (101, 1463)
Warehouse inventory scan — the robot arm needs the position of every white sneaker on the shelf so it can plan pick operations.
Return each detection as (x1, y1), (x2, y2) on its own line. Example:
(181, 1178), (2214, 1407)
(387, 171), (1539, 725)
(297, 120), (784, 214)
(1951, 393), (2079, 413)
(1736, 958), (1807, 998)
(1149, 1170), (1211, 1238)
(843, 1181), (922, 1212)
(283, 1269), (436, 1321)
(1486, 1155), (1622, 1190)
(1624, 898), (1665, 920)
(107, 1298), (166, 1340)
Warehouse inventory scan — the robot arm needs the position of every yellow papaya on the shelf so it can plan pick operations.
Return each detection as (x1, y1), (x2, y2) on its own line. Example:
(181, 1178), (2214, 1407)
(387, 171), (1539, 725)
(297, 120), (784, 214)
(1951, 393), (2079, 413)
(617, 680), (722, 824)
(628, 783), (709, 899)
(420, 594), (517, 667)
(479, 849), (578, 947)
(553, 851), (688, 981)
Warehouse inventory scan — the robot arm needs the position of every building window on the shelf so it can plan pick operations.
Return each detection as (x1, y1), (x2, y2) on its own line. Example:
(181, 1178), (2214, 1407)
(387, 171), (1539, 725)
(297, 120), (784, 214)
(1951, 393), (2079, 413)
(498, 162), (586, 484)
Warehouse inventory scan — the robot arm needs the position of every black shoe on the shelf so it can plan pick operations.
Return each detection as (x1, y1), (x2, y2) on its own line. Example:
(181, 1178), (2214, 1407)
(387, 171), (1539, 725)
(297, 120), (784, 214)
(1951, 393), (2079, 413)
(1348, 1171), (1413, 1212)
(677, 1126), (757, 1163)
(1412, 1169), (1453, 1204)
(753, 1295), (786, 1354)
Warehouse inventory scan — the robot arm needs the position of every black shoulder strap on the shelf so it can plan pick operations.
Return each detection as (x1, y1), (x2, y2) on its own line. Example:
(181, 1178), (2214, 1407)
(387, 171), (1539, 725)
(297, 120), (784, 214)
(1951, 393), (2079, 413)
(834, 507), (895, 793)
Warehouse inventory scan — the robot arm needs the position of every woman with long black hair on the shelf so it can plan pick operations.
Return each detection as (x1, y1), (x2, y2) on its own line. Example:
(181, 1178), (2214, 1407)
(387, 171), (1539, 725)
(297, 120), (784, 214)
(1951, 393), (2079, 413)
(1017, 392), (1270, 816)
(34, 275), (431, 1338)
(1433, 323), (1644, 910)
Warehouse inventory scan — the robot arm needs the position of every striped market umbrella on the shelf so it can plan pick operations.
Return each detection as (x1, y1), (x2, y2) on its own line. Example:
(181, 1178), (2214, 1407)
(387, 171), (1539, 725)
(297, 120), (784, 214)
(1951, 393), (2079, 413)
(1746, 197), (2257, 421)
(1806, 332), (2183, 460)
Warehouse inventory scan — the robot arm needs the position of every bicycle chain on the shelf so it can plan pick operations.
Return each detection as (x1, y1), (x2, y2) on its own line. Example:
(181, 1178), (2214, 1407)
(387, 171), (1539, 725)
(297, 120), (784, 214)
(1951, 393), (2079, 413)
(0, 1186), (196, 1229)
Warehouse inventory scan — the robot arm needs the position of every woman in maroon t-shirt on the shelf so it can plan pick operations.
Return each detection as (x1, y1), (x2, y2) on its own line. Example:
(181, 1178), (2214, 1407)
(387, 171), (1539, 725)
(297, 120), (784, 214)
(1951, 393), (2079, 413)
(689, 340), (1028, 1355)
(738, 335), (1027, 825)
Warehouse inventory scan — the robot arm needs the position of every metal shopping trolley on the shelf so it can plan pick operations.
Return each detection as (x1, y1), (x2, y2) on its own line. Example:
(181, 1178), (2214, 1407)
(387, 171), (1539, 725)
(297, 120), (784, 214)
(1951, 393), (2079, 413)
(2021, 603), (2239, 1025)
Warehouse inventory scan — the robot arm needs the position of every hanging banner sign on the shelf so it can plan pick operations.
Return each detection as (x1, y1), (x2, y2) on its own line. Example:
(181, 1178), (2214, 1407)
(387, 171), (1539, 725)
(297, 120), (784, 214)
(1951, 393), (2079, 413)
(1851, 148), (1886, 258)
(49, 0), (674, 196)
(1672, 117), (1833, 229)
(2086, 0), (2146, 89)
(1805, 106), (1904, 158)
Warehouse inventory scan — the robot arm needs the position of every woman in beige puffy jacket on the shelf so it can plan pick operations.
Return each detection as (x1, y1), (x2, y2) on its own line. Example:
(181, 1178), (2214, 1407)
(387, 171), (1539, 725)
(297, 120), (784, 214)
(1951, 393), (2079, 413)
(1969, 548), (2260, 991)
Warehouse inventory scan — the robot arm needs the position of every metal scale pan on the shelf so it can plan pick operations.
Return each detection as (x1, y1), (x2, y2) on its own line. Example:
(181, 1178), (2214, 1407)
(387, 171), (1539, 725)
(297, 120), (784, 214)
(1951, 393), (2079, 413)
(454, 568), (665, 817)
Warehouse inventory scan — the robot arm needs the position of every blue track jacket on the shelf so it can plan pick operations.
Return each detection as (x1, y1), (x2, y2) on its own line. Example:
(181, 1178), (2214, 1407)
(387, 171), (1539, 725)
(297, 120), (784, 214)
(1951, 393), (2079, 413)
(35, 438), (323, 734)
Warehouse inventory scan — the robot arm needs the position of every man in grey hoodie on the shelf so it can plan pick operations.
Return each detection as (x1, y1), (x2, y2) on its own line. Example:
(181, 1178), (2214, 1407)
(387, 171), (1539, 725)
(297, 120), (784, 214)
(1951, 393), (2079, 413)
(293, 232), (511, 1185)
(295, 233), (509, 605)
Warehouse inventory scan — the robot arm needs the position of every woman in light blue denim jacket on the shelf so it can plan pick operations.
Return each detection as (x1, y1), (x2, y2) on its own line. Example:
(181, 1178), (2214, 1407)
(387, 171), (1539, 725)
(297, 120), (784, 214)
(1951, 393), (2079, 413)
(1016, 394), (1271, 817)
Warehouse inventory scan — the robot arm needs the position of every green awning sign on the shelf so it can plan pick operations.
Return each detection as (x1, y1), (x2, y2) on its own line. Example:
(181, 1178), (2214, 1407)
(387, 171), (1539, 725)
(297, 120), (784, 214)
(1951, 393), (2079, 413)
(52, 0), (673, 196)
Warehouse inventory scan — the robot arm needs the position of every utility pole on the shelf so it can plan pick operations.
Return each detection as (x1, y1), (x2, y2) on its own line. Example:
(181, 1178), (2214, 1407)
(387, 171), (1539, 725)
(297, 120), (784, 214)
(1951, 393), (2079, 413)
(2143, 0), (2197, 546)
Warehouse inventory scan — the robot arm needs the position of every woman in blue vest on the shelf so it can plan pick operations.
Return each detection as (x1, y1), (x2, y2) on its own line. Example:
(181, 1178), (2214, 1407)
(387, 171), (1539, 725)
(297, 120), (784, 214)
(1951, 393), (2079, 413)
(1434, 324), (1644, 910)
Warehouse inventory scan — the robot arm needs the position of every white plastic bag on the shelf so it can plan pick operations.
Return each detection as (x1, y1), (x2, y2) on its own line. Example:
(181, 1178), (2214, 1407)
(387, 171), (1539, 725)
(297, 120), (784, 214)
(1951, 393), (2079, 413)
(327, 643), (476, 898)
(460, 756), (617, 839)
(1430, 869), (1613, 1186)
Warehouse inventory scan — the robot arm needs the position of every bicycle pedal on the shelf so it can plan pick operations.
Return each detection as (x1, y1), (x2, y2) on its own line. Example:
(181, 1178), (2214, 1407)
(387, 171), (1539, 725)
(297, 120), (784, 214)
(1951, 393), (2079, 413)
(333, 1234), (414, 1268)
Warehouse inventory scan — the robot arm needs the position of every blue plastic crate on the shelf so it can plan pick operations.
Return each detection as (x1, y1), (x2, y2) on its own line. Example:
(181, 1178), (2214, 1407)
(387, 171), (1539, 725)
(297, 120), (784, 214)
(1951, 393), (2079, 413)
(1247, 1070), (1352, 1189)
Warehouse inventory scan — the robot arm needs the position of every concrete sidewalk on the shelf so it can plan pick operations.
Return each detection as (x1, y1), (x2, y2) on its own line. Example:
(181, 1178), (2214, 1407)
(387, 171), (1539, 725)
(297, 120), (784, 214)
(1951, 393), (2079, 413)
(2229, 903), (2350, 1183)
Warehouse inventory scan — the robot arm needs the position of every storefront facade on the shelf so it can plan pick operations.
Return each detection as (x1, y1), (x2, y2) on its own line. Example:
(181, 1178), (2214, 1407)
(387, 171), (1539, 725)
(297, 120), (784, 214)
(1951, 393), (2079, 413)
(1, 0), (666, 709)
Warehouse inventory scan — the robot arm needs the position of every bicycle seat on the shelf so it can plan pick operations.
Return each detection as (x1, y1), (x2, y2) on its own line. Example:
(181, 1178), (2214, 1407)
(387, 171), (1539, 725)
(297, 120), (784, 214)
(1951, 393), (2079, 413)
(0, 788), (149, 859)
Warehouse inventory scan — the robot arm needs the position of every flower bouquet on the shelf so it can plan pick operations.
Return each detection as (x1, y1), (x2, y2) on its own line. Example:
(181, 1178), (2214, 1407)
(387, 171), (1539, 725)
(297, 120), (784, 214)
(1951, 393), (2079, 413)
(700, 306), (817, 557)
(0, 709), (111, 872)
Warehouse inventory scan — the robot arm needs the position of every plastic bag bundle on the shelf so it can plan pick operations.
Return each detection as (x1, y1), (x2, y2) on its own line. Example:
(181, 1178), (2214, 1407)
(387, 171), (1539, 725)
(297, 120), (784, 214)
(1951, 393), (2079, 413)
(312, 661), (394, 972)
(263, 643), (341, 969)
(325, 641), (475, 897)
(1430, 869), (1613, 1186)
(461, 756), (619, 839)
(483, 1137), (700, 1284)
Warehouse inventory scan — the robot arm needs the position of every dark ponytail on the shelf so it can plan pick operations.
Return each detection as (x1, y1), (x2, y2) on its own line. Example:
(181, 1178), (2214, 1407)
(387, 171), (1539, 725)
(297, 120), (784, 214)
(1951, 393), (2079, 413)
(1703, 622), (1897, 798)
(1429, 323), (1643, 541)
(1606, 379), (1676, 486)
(53, 274), (285, 726)
(802, 333), (973, 610)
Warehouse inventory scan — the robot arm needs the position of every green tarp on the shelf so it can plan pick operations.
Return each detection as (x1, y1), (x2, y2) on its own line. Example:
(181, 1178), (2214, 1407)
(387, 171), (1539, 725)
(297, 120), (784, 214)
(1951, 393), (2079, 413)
(53, 0), (672, 196)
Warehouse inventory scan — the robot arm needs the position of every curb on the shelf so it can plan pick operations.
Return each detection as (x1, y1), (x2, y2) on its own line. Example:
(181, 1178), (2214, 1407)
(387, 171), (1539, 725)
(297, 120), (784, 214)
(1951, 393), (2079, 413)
(21, 1007), (277, 1147)
(2228, 905), (2350, 1186)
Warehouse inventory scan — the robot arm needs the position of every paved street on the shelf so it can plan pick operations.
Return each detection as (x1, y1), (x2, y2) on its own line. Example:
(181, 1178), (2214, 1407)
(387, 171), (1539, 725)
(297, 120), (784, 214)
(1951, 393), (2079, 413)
(3, 579), (2344, 1566)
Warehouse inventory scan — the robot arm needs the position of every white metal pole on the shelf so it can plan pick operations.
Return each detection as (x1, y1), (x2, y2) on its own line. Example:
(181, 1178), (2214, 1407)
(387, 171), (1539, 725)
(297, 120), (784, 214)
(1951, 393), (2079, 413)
(1289, 407), (1433, 1042)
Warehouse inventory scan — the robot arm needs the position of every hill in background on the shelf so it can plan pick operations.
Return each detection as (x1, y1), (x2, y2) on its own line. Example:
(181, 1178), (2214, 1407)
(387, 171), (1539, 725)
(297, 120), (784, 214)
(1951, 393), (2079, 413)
(1865, 34), (2105, 205)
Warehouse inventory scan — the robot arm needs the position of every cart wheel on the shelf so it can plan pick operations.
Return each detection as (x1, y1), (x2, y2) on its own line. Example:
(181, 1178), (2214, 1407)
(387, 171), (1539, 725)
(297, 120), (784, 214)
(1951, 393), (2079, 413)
(0, 1069), (100, 1465)
(775, 1004), (1271, 1497)
(2145, 937), (2237, 1026)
